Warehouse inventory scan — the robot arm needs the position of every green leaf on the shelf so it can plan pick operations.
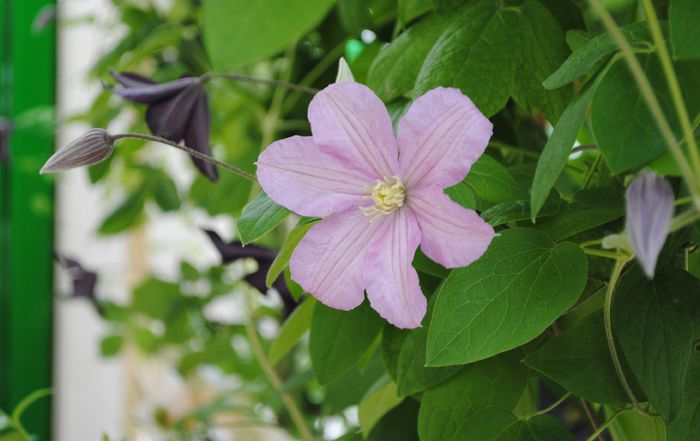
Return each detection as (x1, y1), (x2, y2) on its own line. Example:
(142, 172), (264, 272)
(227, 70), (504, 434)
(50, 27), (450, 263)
(382, 324), (409, 382)
(483, 192), (561, 226)
(452, 408), (574, 441)
(530, 85), (594, 221)
(417, 351), (528, 441)
(667, 351), (700, 441)
(524, 311), (629, 404)
(591, 55), (700, 174)
(445, 181), (476, 210)
(236, 192), (290, 245)
(536, 187), (625, 242)
(395, 317), (461, 396)
(325, 352), (386, 412)
(132, 325), (159, 353)
(368, 13), (451, 102)
(338, 0), (372, 34)
(145, 168), (180, 212)
(100, 334), (124, 358)
(398, 0), (433, 25)
(613, 265), (700, 422)
(464, 155), (527, 207)
(266, 221), (315, 288)
(132, 278), (180, 319)
(608, 409), (667, 441)
(358, 378), (404, 436)
(310, 301), (383, 384)
(414, 0), (571, 121)
(670, 0), (700, 60)
(367, 400), (420, 441)
(97, 189), (146, 235)
(543, 22), (652, 89)
(268, 297), (316, 365)
(427, 228), (588, 366)
(203, 0), (336, 69)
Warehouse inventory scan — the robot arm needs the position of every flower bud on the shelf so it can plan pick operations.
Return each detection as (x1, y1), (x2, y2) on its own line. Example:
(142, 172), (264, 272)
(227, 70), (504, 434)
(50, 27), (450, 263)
(625, 171), (674, 279)
(41, 129), (114, 174)
(335, 57), (355, 83)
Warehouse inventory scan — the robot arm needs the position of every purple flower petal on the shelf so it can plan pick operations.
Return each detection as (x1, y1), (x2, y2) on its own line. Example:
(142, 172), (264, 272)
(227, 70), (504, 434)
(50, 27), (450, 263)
(54, 253), (98, 300)
(145, 83), (202, 142)
(184, 90), (218, 181)
(626, 171), (674, 279)
(109, 70), (196, 104)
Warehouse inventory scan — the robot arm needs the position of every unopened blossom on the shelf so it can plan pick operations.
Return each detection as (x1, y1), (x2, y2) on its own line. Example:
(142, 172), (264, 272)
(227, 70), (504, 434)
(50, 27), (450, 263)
(257, 82), (494, 328)
(626, 171), (674, 279)
(109, 70), (217, 181)
(41, 128), (114, 173)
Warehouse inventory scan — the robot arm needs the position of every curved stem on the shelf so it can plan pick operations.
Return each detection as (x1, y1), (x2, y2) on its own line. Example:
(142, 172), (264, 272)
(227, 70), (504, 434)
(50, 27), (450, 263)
(525, 392), (571, 418)
(641, 0), (700, 177)
(583, 248), (625, 260)
(670, 208), (700, 233)
(204, 72), (319, 95)
(586, 0), (700, 203)
(245, 318), (318, 441)
(111, 133), (257, 183)
(585, 408), (625, 441)
(604, 258), (642, 411)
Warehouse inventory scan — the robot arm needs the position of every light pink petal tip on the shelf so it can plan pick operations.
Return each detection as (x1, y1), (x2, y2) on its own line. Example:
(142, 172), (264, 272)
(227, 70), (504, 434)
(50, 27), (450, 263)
(364, 210), (426, 329)
(256, 136), (371, 218)
(308, 82), (399, 179)
(290, 210), (384, 311)
(409, 185), (494, 269)
(398, 87), (493, 189)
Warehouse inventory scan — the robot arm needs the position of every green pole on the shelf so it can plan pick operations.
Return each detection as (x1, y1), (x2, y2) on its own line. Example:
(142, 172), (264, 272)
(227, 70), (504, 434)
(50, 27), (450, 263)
(0, 1), (55, 439)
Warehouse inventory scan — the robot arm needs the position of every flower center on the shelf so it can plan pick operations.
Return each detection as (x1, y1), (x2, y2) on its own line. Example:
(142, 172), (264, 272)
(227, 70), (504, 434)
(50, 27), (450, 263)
(360, 176), (406, 222)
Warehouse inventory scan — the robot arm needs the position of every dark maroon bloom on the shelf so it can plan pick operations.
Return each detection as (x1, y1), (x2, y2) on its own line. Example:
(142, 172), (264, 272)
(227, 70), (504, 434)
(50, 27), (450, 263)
(203, 229), (295, 314)
(108, 70), (218, 181)
(0, 118), (10, 164)
(54, 253), (98, 300)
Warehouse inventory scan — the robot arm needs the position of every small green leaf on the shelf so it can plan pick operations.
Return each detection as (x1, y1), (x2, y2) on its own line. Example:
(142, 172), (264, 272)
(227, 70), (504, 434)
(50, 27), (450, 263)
(543, 22), (652, 89)
(536, 187), (625, 242)
(97, 189), (146, 235)
(524, 311), (629, 404)
(530, 84), (594, 221)
(145, 168), (180, 211)
(368, 13), (451, 101)
(100, 334), (124, 358)
(397, 0), (433, 25)
(203, 0), (336, 68)
(452, 408), (574, 441)
(427, 228), (588, 366)
(132, 278), (180, 319)
(367, 400), (420, 441)
(670, 0), (700, 60)
(667, 351), (700, 440)
(310, 301), (383, 384)
(613, 265), (700, 422)
(417, 351), (527, 441)
(445, 180), (476, 210)
(358, 378), (404, 436)
(237, 192), (290, 245)
(266, 221), (315, 288)
(132, 326), (159, 353)
(464, 155), (527, 208)
(268, 297), (316, 365)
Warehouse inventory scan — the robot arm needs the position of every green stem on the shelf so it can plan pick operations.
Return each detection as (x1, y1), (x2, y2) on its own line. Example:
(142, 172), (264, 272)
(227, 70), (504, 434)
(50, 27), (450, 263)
(583, 248), (625, 260)
(670, 208), (700, 232)
(245, 318), (318, 441)
(579, 239), (604, 248)
(203, 72), (319, 95)
(585, 409), (626, 441)
(586, 0), (700, 202)
(640, 0), (700, 177)
(111, 133), (257, 183)
(604, 258), (642, 411)
(525, 392), (571, 418)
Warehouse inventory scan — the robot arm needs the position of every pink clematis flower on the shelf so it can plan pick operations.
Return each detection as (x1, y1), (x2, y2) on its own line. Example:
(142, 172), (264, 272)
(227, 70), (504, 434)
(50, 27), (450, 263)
(257, 83), (495, 328)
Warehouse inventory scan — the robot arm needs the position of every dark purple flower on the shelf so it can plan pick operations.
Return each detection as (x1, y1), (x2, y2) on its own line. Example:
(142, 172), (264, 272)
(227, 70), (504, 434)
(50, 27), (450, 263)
(626, 171), (674, 279)
(109, 70), (217, 181)
(41, 129), (114, 173)
(54, 253), (98, 300)
(203, 229), (295, 314)
(0, 118), (10, 164)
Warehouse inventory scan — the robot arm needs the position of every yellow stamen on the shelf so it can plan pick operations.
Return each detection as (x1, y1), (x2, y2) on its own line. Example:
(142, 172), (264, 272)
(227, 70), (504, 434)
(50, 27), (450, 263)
(360, 176), (406, 222)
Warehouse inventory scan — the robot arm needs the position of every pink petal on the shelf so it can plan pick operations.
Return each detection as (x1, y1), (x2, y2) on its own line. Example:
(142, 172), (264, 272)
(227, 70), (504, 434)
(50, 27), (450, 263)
(398, 87), (493, 188)
(290, 209), (382, 310)
(308, 82), (399, 179)
(364, 209), (426, 329)
(409, 185), (494, 268)
(257, 136), (372, 217)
